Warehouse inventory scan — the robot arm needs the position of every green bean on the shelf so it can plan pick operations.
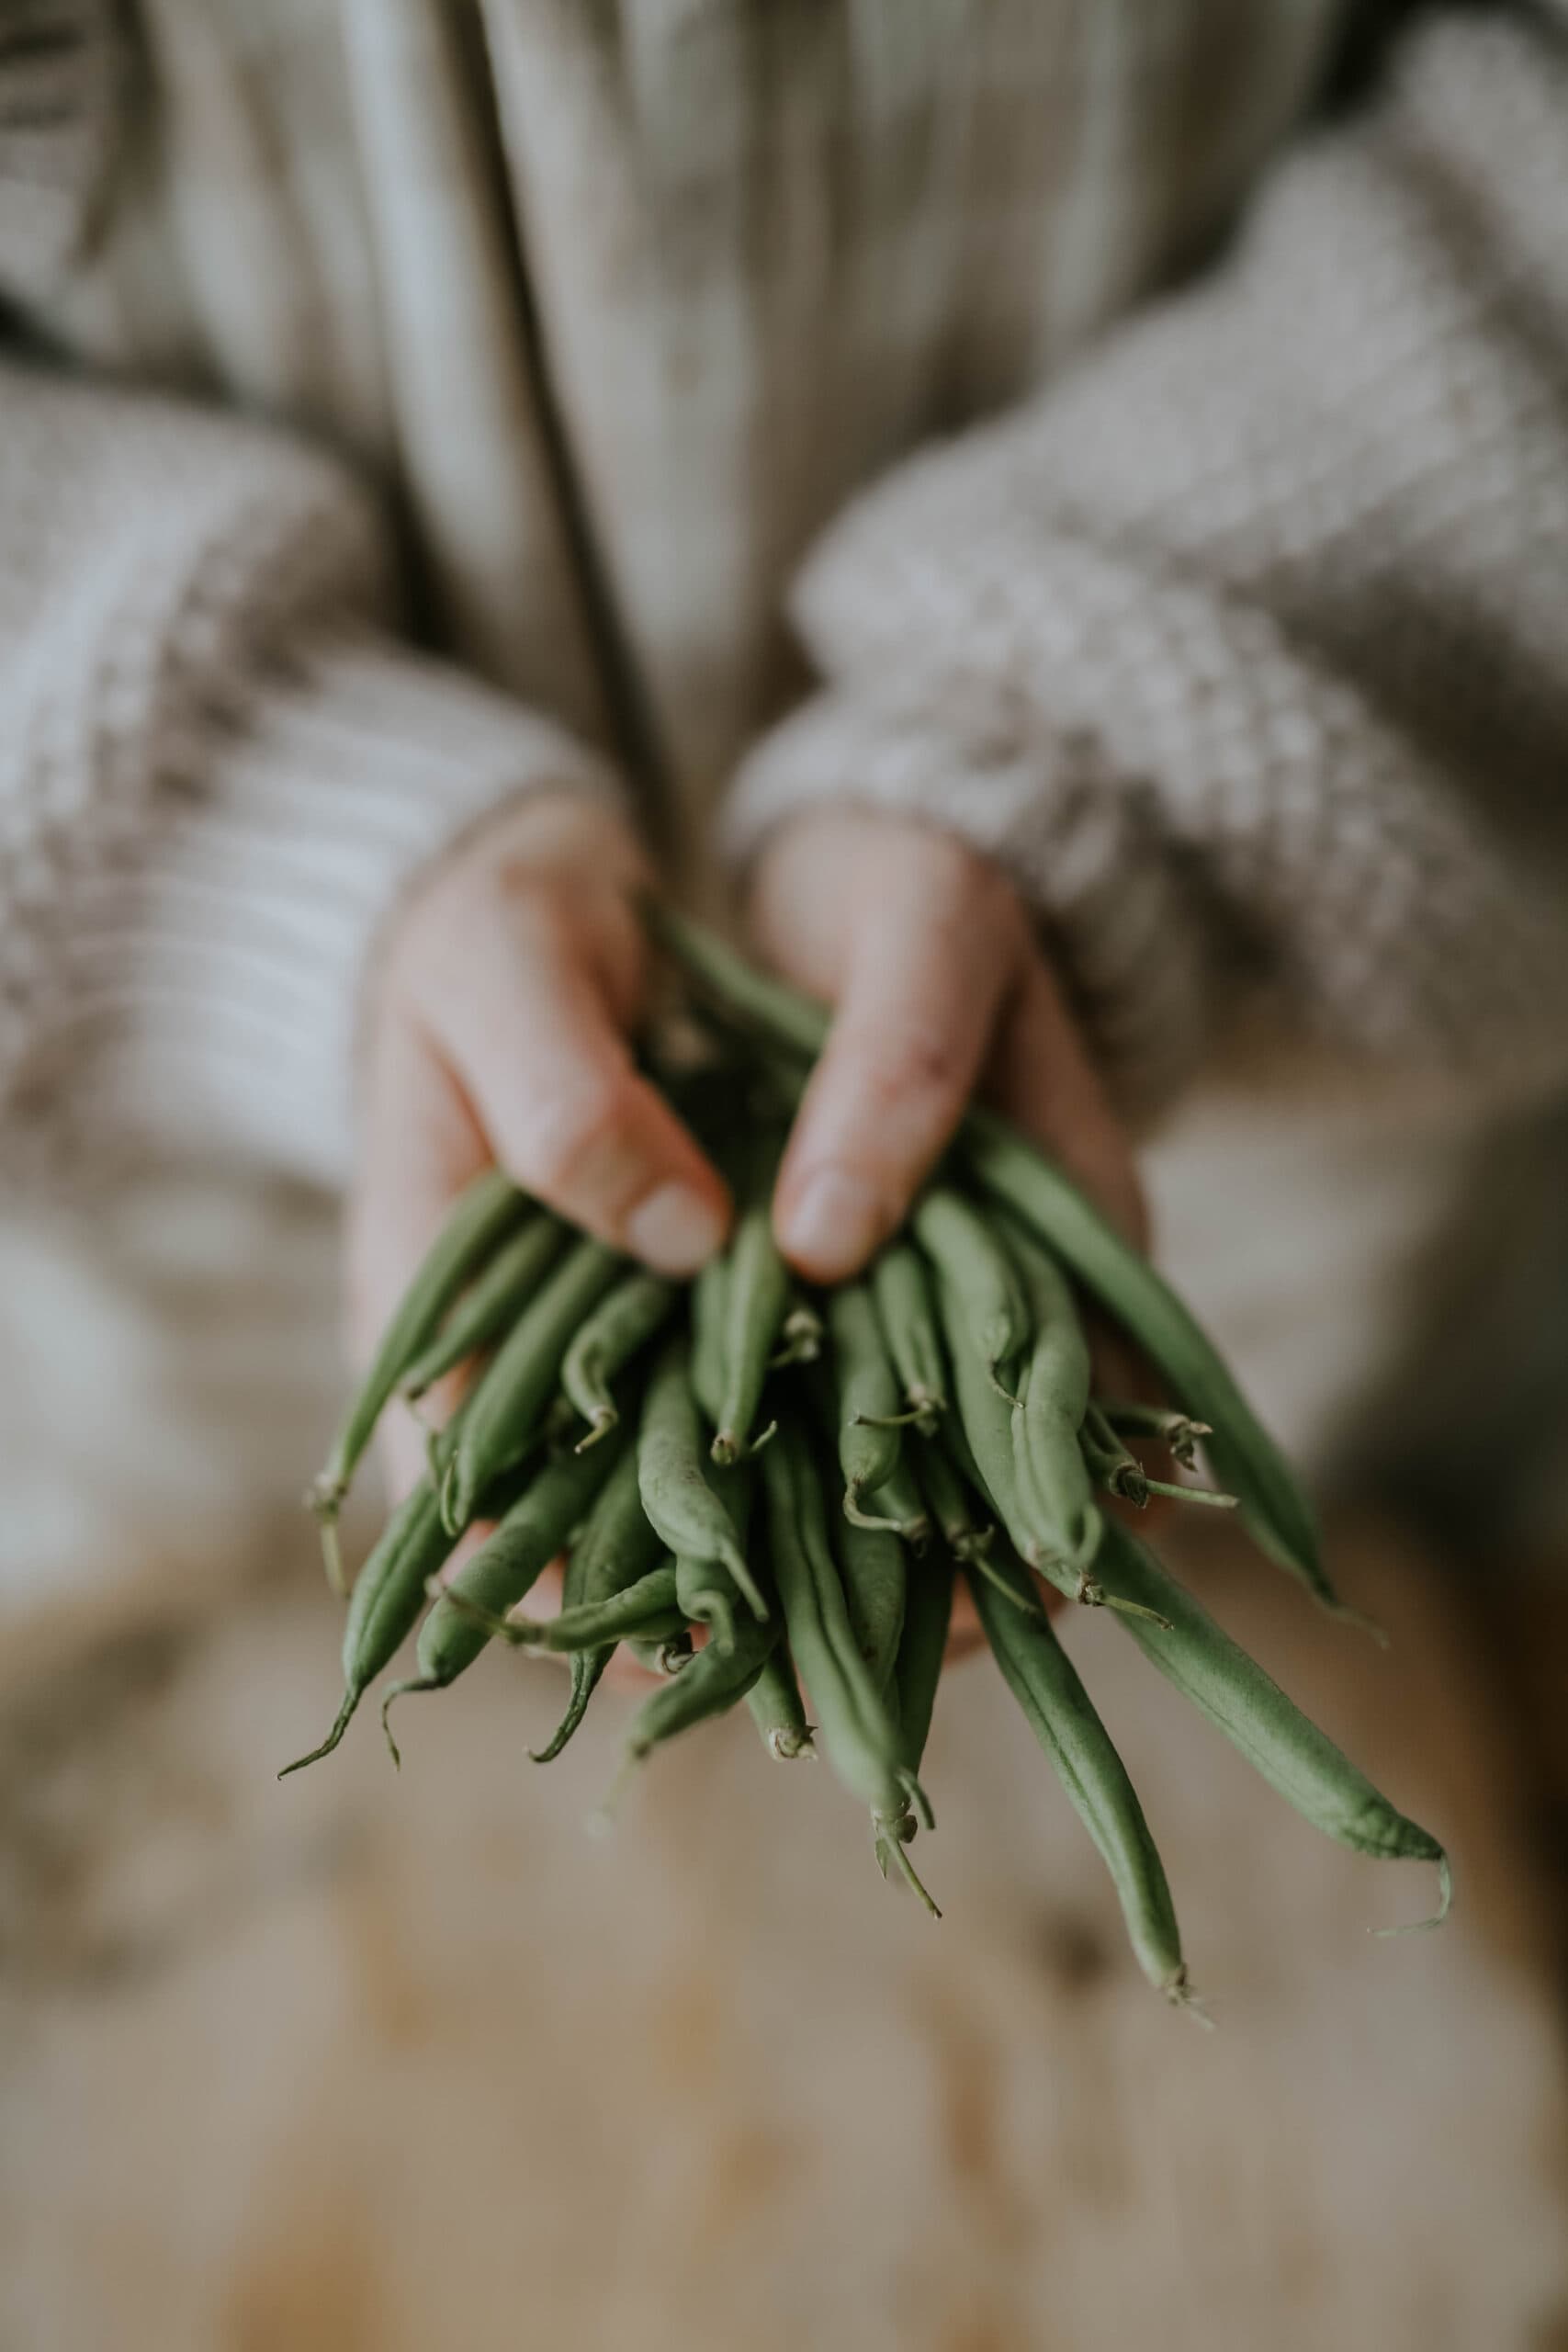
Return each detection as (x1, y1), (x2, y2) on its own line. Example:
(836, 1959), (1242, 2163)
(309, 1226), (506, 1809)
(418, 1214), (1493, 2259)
(861, 1454), (931, 1547)
(676, 1461), (754, 1655)
(1098, 1521), (1450, 1920)
(618, 1603), (778, 1781)
(690, 1250), (729, 1426)
(1082, 1402), (1238, 1514)
(531, 1443), (668, 1761)
(936, 1257), (1162, 1622)
(870, 1241), (948, 1431)
(441, 1565), (680, 1653)
(711, 1180), (791, 1465)
(828, 1283), (906, 1518)
(759, 1422), (937, 1913)
(400, 1210), (566, 1401)
(830, 1505), (907, 1695)
(637, 1337), (767, 1619)
(917, 1442), (1041, 1616)
(308, 1167), (526, 1583)
(561, 1270), (680, 1450)
(382, 1418), (634, 1758)
(917, 1436), (994, 1563)
(747, 1645), (815, 1759)
(440, 1236), (623, 1534)
(648, 910), (1329, 1606)
(969, 1549), (1194, 2004)
(893, 1552), (954, 1781)
(995, 1216), (1102, 1574)
(279, 1479), (455, 1775)
(964, 1108), (1330, 1603)
(912, 1187), (1029, 1396)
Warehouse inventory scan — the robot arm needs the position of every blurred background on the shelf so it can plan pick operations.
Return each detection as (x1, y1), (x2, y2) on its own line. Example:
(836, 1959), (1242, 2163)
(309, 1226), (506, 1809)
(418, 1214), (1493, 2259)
(3, 1094), (1566, 2352)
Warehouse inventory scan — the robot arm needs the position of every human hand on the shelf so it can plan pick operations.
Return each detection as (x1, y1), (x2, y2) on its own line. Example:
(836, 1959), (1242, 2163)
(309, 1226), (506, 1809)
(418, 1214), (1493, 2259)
(750, 809), (1145, 1274)
(349, 793), (730, 1501)
(749, 809), (1151, 1652)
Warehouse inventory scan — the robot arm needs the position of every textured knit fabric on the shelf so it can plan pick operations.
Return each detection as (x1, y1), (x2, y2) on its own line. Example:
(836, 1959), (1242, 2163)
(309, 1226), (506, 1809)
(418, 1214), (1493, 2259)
(0, 1), (1563, 1182)
(729, 13), (1568, 1123)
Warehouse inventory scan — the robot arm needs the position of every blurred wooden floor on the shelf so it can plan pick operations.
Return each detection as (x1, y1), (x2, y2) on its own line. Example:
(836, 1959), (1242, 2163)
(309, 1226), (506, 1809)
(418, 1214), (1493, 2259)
(2, 1514), (1565, 2352)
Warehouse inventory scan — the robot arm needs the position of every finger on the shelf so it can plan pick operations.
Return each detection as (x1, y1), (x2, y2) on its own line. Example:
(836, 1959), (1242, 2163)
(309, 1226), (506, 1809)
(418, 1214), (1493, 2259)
(409, 884), (730, 1275)
(348, 1006), (491, 1368)
(982, 955), (1148, 1251)
(770, 873), (1024, 1282)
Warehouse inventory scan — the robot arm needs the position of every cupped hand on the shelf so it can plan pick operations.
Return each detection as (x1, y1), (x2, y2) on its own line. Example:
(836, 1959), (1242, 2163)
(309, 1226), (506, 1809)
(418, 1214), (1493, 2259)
(350, 792), (730, 1499)
(750, 809), (1152, 1654)
(749, 809), (1146, 1274)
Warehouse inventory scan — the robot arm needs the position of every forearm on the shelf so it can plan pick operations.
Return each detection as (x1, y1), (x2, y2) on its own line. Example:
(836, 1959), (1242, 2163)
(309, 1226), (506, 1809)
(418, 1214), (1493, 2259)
(729, 10), (1568, 1123)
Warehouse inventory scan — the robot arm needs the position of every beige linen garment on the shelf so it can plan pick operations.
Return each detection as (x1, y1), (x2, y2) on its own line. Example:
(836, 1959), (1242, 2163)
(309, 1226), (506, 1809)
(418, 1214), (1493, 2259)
(2, 0), (1567, 1465)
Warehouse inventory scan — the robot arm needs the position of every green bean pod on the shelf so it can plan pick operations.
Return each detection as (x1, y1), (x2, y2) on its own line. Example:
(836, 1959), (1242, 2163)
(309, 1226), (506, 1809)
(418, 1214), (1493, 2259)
(918, 1439), (994, 1563)
(747, 1644), (815, 1759)
(441, 1237), (623, 1534)
(870, 1241), (949, 1430)
(676, 1461), (754, 1655)
(400, 1210), (566, 1400)
(389, 1417), (634, 1753)
(560, 1270), (681, 1450)
(621, 1605), (778, 1770)
(964, 1108), (1329, 1602)
(690, 1250), (730, 1426)
(969, 1549), (1192, 2002)
(637, 1338), (767, 1619)
(996, 1217), (1101, 1573)
(912, 1186), (1029, 1393)
(279, 1478), (457, 1775)
(828, 1283), (906, 1514)
(830, 1507), (907, 1696)
(893, 1552), (954, 1781)
(1099, 1521), (1450, 1916)
(309, 1166), (526, 1564)
(469, 1566), (679, 1653)
(758, 1425), (918, 1823)
(711, 1189), (791, 1464)
(648, 909), (1327, 1604)
(531, 1442), (669, 1760)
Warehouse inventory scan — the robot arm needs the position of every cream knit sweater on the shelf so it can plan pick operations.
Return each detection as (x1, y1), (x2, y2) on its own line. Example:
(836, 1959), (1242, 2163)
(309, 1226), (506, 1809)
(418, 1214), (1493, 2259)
(1, 1), (1565, 1183)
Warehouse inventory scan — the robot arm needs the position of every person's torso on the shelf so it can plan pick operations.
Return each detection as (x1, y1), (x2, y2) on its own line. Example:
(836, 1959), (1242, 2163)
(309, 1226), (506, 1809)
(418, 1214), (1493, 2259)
(31, 0), (1349, 854)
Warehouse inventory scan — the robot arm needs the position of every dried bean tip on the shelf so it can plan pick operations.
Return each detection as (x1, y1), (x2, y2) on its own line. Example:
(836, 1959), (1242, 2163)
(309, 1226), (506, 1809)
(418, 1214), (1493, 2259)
(766, 1725), (816, 1761)
(1370, 1851), (1453, 1937)
(277, 1686), (358, 1779)
(1165, 1971), (1215, 2030)
(573, 1408), (618, 1455)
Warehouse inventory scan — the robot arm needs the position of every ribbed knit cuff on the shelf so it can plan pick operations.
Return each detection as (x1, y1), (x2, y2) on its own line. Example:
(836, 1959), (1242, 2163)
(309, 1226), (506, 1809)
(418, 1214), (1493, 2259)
(724, 675), (1213, 1125)
(48, 628), (623, 1185)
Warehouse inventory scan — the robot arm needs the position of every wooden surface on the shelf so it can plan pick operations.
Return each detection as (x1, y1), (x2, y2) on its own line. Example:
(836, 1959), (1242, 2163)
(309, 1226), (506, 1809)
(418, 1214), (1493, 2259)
(2, 1514), (1565, 2352)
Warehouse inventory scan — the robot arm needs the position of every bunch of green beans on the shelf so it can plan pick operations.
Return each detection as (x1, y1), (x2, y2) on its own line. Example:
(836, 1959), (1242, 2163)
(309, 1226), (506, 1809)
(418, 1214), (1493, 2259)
(281, 910), (1451, 2005)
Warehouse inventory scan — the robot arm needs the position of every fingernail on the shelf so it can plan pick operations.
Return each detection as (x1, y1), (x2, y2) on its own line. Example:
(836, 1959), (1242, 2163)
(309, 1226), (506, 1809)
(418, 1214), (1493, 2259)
(781, 1168), (884, 1275)
(625, 1182), (727, 1275)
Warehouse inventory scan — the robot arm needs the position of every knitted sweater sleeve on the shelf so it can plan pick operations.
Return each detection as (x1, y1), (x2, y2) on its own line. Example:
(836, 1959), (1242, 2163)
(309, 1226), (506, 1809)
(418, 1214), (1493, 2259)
(0, 15), (618, 1190)
(727, 10), (1568, 1125)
